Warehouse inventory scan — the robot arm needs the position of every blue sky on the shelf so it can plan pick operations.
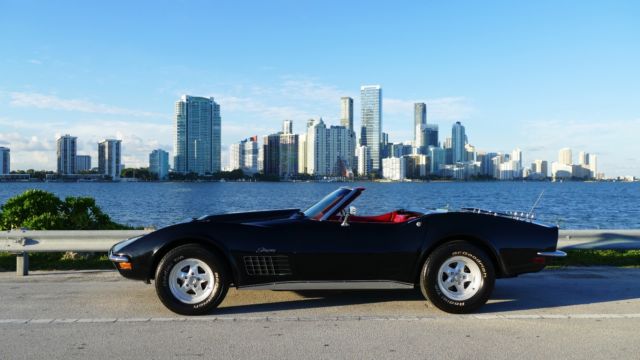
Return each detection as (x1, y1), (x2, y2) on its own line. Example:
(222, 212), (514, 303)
(0, 0), (638, 176)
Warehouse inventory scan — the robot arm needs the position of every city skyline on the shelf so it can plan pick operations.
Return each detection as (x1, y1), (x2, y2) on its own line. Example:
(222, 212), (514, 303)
(0, 2), (638, 176)
(0, 88), (608, 181)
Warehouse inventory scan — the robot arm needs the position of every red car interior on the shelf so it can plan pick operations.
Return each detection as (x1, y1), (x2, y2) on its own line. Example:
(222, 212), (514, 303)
(345, 210), (423, 224)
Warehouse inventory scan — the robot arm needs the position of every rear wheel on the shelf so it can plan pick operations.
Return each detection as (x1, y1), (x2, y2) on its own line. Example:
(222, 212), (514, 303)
(420, 241), (495, 313)
(154, 244), (228, 315)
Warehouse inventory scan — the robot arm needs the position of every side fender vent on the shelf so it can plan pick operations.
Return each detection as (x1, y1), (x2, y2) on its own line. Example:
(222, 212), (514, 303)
(244, 256), (291, 276)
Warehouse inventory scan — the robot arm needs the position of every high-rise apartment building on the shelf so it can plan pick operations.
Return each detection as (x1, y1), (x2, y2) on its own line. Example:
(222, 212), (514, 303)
(98, 139), (122, 179)
(589, 155), (598, 177)
(75, 155), (92, 173)
(414, 103), (427, 153)
(230, 136), (259, 174)
(245, 136), (259, 174)
(282, 120), (293, 135)
(340, 97), (356, 171)
(263, 134), (281, 177)
(404, 154), (429, 179)
(357, 145), (370, 177)
(578, 151), (589, 166)
(257, 146), (264, 173)
(360, 85), (382, 172)
(229, 142), (242, 171)
(511, 148), (522, 169)
(149, 149), (170, 180)
(327, 125), (354, 176)
(174, 95), (221, 175)
(382, 157), (406, 181)
(301, 119), (354, 177)
(531, 160), (549, 178)
(510, 148), (523, 177)
(424, 124), (439, 148)
(298, 135), (307, 174)
(451, 122), (466, 163)
(340, 97), (354, 131)
(558, 148), (572, 165)
(429, 146), (446, 175)
(306, 119), (328, 176)
(279, 132), (298, 179)
(57, 134), (77, 174)
(0, 147), (9, 175)
(480, 152), (498, 176)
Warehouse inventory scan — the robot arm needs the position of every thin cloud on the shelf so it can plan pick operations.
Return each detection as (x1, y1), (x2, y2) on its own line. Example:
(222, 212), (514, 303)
(9, 92), (163, 117)
(0, 117), (173, 170)
(521, 117), (640, 177)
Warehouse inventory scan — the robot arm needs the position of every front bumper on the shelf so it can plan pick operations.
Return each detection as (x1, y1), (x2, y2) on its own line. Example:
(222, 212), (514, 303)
(537, 250), (567, 257)
(108, 247), (135, 273)
(108, 251), (130, 263)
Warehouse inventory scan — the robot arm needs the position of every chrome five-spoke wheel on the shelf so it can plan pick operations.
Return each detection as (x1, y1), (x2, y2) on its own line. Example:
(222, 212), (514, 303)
(155, 244), (229, 315)
(169, 258), (215, 304)
(421, 241), (495, 314)
(436, 255), (482, 301)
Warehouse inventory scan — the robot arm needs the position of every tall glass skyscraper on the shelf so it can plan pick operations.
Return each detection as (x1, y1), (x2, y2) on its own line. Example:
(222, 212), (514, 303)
(451, 121), (466, 163)
(340, 97), (356, 171)
(57, 134), (77, 175)
(149, 149), (170, 180)
(414, 103), (426, 153)
(340, 97), (354, 131)
(424, 124), (439, 148)
(0, 147), (10, 175)
(98, 139), (122, 179)
(174, 95), (221, 175)
(360, 85), (382, 172)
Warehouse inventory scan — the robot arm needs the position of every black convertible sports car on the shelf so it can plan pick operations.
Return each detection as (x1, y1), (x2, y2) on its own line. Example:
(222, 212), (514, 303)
(109, 187), (565, 314)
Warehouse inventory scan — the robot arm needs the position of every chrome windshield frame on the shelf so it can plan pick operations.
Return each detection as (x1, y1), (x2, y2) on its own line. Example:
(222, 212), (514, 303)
(318, 188), (364, 221)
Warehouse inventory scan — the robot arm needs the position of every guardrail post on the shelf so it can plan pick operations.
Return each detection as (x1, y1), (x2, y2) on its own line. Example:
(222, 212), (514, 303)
(16, 252), (29, 276)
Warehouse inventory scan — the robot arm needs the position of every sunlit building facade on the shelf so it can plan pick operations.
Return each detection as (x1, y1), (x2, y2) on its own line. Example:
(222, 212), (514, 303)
(57, 134), (77, 175)
(174, 95), (221, 175)
(360, 85), (382, 172)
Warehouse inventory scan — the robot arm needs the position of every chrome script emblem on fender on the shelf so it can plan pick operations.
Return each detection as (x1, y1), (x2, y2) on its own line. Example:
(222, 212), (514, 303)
(256, 247), (276, 253)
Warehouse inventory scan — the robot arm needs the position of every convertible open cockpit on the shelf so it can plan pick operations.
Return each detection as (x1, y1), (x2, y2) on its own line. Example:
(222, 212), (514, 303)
(346, 210), (423, 223)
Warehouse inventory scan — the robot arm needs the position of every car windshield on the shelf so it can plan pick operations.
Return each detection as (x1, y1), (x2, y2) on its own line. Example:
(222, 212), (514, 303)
(303, 188), (352, 219)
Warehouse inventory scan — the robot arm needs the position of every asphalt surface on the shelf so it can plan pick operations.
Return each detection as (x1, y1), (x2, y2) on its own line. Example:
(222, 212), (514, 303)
(1, 267), (639, 359)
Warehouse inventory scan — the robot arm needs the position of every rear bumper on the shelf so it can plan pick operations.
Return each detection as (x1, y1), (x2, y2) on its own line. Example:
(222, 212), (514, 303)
(537, 250), (567, 257)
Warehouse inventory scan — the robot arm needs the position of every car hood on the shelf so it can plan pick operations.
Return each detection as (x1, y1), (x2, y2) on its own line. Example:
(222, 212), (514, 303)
(197, 208), (300, 224)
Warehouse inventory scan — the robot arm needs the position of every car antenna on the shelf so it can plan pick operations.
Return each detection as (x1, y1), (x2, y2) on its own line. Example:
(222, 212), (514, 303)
(528, 190), (545, 219)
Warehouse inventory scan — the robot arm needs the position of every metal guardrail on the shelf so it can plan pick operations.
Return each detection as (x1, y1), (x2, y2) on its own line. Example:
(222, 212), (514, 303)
(559, 230), (640, 251)
(0, 230), (151, 276)
(1, 229), (639, 276)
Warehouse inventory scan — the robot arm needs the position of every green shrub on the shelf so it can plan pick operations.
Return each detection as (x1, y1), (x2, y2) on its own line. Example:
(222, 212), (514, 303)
(0, 189), (131, 230)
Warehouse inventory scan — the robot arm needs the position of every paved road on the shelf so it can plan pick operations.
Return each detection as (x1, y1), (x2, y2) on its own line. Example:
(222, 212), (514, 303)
(1, 267), (639, 359)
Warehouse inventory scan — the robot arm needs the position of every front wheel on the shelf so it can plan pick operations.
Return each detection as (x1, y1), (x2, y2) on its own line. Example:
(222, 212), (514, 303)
(154, 244), (229, 315)
(420, 241), (495, 313)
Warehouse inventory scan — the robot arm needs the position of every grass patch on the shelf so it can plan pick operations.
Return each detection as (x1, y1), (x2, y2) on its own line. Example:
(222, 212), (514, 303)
(548, 249), (640, 268)
(0, 252), (113, 272)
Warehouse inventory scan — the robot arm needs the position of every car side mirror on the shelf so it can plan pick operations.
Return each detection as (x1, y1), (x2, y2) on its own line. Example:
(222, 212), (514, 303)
(341, 206), (357, 227)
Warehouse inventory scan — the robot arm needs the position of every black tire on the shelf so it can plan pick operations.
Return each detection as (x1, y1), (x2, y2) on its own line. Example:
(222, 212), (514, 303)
(420, 241), (495, 314)
(154, 244), (229, 315)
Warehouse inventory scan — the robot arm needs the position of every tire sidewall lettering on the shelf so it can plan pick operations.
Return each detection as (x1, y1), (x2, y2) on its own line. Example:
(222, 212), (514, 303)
(433, 282), (465, 307)
(421, 242), (496, 313)
(156, 247), (228, 315)
(192, 272), (220, 309)
(451, 250), (487, 279)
